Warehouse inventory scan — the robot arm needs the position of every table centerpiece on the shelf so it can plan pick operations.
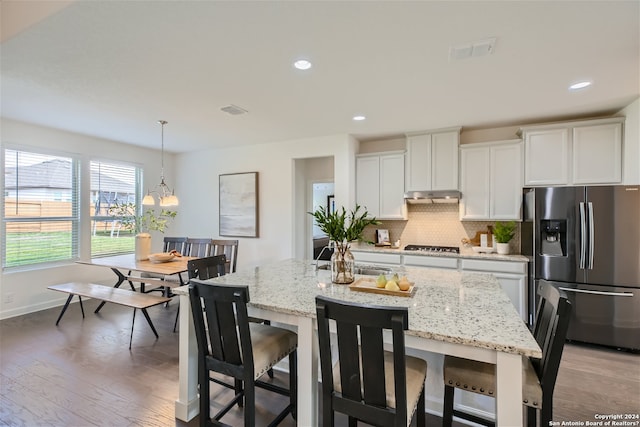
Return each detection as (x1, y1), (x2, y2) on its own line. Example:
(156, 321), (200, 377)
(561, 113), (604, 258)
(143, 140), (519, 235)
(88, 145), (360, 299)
(109, 202), (177, 260)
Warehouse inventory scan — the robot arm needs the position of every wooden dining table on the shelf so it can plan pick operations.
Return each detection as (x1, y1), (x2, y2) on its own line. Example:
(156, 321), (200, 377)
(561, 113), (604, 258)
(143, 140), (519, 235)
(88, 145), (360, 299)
(77, 254), (194, 312)
(173, 258), (541, 426)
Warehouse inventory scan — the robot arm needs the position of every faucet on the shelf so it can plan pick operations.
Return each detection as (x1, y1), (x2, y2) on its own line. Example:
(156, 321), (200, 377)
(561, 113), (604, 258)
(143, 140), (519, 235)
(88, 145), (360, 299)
(315, 245), (333, 270)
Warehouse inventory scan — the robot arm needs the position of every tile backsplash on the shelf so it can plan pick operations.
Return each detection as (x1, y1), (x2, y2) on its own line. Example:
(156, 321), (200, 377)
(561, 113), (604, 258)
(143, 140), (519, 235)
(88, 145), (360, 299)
(363, 204), (521, 253)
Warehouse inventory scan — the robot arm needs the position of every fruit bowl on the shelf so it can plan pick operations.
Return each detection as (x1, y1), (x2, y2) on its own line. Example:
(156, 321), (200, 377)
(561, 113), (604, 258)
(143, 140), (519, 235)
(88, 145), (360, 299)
(148, 252), (176, 263)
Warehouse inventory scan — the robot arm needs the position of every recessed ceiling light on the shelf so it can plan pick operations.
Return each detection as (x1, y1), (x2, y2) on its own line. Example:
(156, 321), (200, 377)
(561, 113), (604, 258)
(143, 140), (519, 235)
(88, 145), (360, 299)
(352, 115), (366, 121)
(569, 81), (592, 90)
(293, 59), (312, 70)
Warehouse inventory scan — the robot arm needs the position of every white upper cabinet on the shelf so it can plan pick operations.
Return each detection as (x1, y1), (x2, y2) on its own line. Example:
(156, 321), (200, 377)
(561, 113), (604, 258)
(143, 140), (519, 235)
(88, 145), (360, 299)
(460, 140), (523, 220)
(572, 122), (622, 184)
(356, 155), (380, 216)
(491, 141), (524, 219)
(521, 117), (624, 186)
(356, 152), (406, 220)
(523, 128), (569, 185)
(459, 145), (490, 219)
(406, 128), (460, 191)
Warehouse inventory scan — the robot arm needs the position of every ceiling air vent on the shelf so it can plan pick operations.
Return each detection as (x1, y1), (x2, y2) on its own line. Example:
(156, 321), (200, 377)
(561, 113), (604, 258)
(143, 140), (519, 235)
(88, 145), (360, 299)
(449, 38), (496, 61)
(221, 104), (248, 115)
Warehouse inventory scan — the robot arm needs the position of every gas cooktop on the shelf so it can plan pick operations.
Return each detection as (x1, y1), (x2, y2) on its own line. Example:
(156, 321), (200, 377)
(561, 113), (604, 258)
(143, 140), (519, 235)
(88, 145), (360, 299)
(403, 245), (460, 254)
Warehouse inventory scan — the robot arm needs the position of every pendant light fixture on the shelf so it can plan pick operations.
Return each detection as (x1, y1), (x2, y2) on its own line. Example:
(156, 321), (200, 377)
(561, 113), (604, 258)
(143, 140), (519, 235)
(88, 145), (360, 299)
(142, 120), (179, 207)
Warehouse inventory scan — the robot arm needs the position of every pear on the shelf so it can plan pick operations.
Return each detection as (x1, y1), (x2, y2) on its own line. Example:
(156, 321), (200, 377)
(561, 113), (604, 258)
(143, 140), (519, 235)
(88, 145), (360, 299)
(398, 276), (411, 291)
(376, 274), (387, 288)
(391, 273), (400, 282)
(385, 280), (400, 291)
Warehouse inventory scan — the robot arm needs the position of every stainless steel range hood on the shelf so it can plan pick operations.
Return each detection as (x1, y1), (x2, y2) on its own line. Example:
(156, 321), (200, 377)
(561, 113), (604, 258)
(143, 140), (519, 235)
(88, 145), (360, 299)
(404, 190), (461, 204)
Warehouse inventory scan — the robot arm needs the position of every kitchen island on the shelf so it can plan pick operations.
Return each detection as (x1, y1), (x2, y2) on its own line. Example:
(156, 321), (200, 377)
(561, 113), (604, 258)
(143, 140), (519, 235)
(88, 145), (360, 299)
(174, 258), (540, 426)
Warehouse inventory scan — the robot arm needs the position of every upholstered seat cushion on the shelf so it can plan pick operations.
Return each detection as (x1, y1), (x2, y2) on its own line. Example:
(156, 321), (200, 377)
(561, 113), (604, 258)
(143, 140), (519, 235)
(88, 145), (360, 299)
(443, 355), (542, 408)
(249, 323), (297, 380)
(333, 351), (427, 426)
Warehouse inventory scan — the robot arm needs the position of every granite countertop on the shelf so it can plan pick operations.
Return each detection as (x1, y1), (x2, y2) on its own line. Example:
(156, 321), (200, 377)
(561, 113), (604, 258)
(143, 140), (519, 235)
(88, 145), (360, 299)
(350, 242), (529, 262)
(176, 258), (540, 358)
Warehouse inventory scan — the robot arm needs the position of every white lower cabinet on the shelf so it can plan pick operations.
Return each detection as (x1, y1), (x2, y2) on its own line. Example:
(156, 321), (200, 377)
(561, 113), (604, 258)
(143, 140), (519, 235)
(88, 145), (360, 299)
(403, 254), (458, 270)
(351, 251), (402, 266)
(460, 259), (528, 321)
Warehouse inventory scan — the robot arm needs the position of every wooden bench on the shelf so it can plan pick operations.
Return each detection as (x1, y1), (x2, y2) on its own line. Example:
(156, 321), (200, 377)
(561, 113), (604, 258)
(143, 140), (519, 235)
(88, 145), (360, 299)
(48, 282), (171, 349)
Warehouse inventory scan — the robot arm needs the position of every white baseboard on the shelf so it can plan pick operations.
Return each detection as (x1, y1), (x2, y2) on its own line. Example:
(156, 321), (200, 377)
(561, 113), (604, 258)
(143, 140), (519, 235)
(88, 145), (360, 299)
(0, 296), (69, 320)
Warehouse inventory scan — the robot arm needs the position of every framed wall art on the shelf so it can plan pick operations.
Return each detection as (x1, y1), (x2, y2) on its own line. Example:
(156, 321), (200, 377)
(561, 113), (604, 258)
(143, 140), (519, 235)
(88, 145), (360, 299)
(219, 172), (259, 237)
(327, 195), (335, 214)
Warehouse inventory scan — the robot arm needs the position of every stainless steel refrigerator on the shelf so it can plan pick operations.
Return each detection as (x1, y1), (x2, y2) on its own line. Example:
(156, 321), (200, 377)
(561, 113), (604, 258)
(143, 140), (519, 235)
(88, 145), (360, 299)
(522, 185), (640, 351)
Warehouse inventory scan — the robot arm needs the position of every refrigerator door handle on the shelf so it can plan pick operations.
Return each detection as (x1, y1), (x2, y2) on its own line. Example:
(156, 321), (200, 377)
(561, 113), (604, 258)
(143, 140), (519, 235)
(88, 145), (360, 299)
(558, 287), (634, 297)
(587, 202), (595, 269)
(579, 202), (587, 269)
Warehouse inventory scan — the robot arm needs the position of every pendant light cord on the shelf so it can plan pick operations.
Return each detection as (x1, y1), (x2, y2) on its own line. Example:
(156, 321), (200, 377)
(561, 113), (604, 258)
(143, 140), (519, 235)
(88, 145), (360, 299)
(159, 120), (167, 182)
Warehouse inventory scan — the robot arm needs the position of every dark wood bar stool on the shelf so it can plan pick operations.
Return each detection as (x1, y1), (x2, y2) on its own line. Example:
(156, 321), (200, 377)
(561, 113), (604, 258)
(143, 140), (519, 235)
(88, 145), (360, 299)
(315, 295), (427, 427)
(442, 280), (572, 426)
(190, 282), (297, 427)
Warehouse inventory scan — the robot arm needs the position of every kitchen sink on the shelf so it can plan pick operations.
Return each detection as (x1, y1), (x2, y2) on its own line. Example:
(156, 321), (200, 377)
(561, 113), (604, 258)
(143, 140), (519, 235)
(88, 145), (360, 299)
(354, 266), (392, 276)
(315, 264), (392, 276)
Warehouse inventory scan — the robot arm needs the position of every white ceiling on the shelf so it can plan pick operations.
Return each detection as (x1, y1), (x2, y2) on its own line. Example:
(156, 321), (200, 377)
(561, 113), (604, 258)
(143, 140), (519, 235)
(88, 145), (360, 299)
(1, 1), (638, 153)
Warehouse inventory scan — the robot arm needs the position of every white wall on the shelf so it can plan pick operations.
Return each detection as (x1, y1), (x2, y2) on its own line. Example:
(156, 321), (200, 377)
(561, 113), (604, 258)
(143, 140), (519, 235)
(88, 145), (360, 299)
(173, 133), (356, 270)
(0, 118), (176, 319)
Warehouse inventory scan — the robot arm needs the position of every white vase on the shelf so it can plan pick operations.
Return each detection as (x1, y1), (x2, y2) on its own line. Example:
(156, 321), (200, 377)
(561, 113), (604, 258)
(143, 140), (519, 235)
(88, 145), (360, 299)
(135, 232), (151, 260)
(496, 242), (510, 255)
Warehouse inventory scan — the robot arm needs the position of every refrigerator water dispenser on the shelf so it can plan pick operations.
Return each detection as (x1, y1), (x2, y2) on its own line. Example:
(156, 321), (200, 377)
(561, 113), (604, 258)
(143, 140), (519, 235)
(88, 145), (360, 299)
(540, 220), (566, 256)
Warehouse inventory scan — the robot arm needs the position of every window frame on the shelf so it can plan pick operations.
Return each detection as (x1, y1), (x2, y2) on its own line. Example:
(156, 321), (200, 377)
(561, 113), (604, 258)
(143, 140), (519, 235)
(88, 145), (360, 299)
(89, 158), (143, 258)
(1, 146), (146, 270)
(2, 145), (81, 270)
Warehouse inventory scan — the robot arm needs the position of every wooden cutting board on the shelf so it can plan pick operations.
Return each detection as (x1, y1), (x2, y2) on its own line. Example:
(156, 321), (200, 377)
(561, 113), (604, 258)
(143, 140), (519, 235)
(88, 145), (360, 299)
(349, 278), (416, 297)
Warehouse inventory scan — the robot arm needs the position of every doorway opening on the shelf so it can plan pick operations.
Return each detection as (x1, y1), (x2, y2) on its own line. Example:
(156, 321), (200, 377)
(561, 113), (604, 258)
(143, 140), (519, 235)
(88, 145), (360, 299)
(292, 156), (334, 260)
(311, 182), (334, 259)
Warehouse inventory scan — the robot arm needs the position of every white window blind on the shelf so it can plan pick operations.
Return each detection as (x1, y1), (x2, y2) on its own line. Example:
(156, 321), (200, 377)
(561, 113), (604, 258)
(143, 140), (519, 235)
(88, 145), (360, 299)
(90, 160), (140, 257)
(3, 149), (79, 268)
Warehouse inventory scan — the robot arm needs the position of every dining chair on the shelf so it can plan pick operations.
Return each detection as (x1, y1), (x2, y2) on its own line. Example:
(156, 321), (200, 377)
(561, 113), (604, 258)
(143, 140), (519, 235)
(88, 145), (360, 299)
(171, 254), (228, 332)
(210, 239), (239, 274)
(163, 236), (188, 254)
(315, 295), (427, 427)
(442, 280), (572, 427)
(189, 282), (297, 427)
(186, 238), (214, 257)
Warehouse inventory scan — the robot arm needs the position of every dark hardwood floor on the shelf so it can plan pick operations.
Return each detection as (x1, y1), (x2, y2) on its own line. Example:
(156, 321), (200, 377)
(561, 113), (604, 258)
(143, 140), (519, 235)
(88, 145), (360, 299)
(0, 299), (638, 426)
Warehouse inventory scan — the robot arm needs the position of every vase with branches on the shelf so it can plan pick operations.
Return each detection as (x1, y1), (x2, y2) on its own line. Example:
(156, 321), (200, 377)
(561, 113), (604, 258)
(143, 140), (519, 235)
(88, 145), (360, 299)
(309, 204), (379, 284)
(108, 201), (176, 234)
(109, 201), (177, 259)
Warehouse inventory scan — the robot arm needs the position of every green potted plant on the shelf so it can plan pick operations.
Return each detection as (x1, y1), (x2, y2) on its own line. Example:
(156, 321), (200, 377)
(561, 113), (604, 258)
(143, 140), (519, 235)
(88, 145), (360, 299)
(109, 202), (177, 260)
(493, 221), (517, 255)
(309, 204), (379, 284)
